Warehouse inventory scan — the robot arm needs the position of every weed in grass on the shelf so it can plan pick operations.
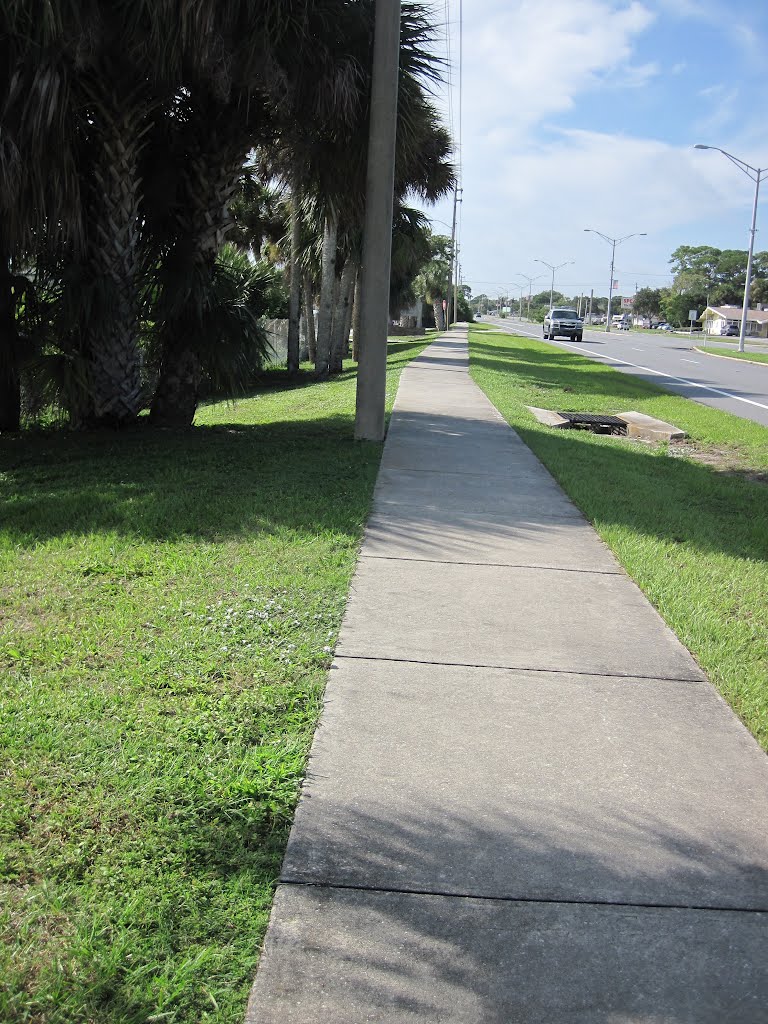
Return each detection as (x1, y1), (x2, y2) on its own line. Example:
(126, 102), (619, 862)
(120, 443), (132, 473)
(470, 329), (768, 750)
(0, 341), (428, 1023)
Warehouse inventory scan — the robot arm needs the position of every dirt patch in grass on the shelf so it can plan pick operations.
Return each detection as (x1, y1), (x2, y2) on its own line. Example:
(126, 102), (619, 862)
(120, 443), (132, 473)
(669, 442), (768, 485)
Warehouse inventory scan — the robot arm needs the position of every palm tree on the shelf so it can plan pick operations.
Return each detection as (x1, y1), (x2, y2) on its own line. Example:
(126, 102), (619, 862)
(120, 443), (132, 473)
(415, 235), (453, 331)
(389, 206), (433, 319)
(279, 1), (454, 373)
(0, 0), (83, 430)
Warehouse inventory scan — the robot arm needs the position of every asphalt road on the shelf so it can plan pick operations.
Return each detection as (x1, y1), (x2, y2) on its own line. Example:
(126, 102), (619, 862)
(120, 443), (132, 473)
(481, 316), (768, 428)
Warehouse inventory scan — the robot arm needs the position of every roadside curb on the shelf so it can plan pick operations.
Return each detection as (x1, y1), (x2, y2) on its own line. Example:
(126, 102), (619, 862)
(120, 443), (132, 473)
(693, 346), (768, 367)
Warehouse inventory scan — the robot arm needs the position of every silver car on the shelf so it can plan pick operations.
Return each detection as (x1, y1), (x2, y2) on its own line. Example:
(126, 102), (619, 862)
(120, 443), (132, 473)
(543, 308), (583, 342)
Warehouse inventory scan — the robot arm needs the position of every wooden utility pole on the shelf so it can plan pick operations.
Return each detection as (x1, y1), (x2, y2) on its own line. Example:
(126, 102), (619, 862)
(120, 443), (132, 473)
(354, 0), (401, 441)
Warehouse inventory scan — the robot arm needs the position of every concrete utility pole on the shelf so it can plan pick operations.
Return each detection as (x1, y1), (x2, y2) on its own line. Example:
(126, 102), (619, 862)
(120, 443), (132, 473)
(453, 244), (460, 324)
(354, 0), (401, 441)
(447, 188), (462, 326)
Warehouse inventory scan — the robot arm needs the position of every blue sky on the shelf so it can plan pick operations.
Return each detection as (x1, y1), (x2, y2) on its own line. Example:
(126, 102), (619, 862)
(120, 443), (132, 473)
(423, 0), (768, 302)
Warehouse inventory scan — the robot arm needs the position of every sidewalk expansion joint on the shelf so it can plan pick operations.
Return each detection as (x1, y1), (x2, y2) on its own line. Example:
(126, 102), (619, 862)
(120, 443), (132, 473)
(333, 653), (704, 684)
(372, 503), (586, 522)
(379, 466), (535, 479)
(278, 879), (768, 916)
(359, 554), (623, 575)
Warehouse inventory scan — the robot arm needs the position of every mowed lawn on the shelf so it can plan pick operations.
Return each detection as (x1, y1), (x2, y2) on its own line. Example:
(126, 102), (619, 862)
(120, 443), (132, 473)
(0, 340), (427, 1023)
(698, 346), (768, 365)
(470, 327), (768, 751)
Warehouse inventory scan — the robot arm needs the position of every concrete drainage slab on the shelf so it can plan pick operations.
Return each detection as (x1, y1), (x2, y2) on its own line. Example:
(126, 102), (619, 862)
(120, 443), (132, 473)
(616, 411), (687, 441)
(526, 406), (686, 441)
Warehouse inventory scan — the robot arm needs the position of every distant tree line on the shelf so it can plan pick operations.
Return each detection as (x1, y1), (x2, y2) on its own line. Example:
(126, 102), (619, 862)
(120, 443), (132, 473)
(470, 244), (768, 327)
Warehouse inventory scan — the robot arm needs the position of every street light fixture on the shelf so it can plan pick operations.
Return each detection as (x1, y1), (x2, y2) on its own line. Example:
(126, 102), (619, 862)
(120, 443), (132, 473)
(695, 145), (767, 353)
(514, 273), (545, 319)
(583, 229), (647, 331)
(533, 259), (574, 310)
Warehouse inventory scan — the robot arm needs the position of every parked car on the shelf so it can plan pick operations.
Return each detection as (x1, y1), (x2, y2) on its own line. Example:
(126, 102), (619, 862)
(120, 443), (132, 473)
(543, 308), (583, 341)
(722, 324), (739, 336)
(657, 322), (674, 331)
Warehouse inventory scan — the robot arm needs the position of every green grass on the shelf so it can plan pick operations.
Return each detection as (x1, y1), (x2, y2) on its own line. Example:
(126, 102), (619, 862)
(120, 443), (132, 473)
(698, 345), (768, 364)
(0, 340), (428, 1024)
(469, 328), (768, 750)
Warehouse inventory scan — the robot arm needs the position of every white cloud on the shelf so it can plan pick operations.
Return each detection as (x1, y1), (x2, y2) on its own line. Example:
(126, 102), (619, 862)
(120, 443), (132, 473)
(459, 0), (655, 144)
(616, 61), (661, 88)
(454, 128), (768, 295)
(695, 84), (740, 135)
(425, 0), (768, 297)
(652, 0), (762, 53)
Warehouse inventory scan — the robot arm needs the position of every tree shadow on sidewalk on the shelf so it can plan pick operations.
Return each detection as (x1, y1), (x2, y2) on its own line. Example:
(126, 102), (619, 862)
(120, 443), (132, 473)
(249, 801), (768, 1023)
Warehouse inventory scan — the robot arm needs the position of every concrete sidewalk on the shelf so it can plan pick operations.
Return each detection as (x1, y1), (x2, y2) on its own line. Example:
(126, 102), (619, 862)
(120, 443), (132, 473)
(246, 328), (768, 1022)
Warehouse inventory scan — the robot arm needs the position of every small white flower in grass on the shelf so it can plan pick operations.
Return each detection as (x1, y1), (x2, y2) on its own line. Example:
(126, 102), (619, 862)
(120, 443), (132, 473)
(323, 645), (332, 653)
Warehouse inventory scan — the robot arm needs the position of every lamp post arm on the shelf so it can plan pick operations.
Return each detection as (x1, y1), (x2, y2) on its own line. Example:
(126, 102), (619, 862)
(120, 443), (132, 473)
(709, 147), (760, 182)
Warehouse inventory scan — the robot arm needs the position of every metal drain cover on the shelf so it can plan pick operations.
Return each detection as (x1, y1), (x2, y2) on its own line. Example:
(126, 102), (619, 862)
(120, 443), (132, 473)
(557, 411), (627, 432)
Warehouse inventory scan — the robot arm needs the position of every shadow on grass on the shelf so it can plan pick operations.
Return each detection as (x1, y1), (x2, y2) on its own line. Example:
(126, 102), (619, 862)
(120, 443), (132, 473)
(2, 404), (767, 564)
(514, 423), (767, 564)
(0, 415), (382, 544)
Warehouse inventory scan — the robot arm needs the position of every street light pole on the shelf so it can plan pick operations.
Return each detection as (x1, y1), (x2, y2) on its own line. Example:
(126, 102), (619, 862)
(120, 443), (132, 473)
(695, 145), (766, 353)
(355, 0), (401, 441)
(533, 259), (574, 310)
(583, 229), (647, 332)
(515, 273), (544, 318)
(607, 237), (617, 329)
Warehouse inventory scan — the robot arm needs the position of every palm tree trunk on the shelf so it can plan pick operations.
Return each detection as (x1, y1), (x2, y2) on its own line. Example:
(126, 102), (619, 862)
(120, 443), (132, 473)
(287, 181), (302, 375)
(304, 276), (316, 363)
(82, 101), (144, 427)
(315, 214), (337, 377)
(433, 298), (446, 332)
(352, 273), (362, 361)
(330, 260), (356, 373)
(150, 143), (245, 427)
(342, 263), (358, 357)
(328, 271), (342, 373)
(0, 253), (20, 433)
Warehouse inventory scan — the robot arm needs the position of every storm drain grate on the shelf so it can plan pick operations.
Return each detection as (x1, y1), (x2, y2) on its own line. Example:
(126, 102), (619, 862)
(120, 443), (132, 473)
(557, 411), (627, 434)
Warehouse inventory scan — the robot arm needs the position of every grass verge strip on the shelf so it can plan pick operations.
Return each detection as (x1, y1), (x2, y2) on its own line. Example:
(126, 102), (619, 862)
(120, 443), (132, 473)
(695, 346), (768, 365)
(0, 339), (428, 1023)
(469, 327), (768, 751)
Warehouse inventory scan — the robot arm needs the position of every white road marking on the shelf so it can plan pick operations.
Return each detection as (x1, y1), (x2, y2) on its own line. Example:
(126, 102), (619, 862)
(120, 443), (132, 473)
(680, 358), (700, 364)
(486, 319), (768, 413)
